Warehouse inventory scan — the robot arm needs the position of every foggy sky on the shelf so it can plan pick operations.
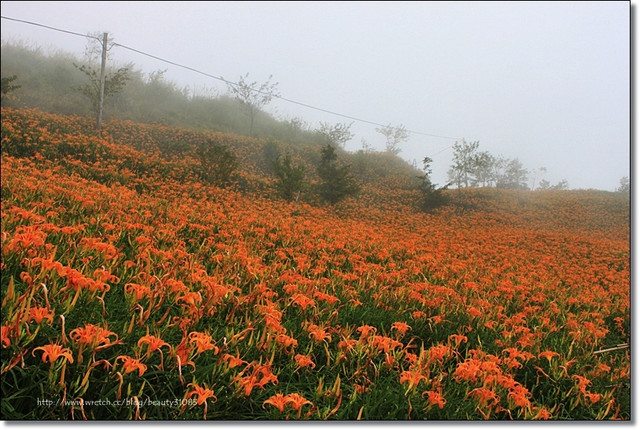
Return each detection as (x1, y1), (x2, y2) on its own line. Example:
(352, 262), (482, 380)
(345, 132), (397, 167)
(0, 1), (630, 191)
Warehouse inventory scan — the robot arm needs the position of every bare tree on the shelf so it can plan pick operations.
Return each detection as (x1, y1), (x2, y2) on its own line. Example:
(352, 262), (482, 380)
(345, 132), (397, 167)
(226, 73), (279, 136)
(375, 123), (408, 155)
(317, 122), (354, 148)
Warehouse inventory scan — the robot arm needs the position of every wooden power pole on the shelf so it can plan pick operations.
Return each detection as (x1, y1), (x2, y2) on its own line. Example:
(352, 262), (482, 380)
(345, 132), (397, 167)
(96, 32), (108, 133)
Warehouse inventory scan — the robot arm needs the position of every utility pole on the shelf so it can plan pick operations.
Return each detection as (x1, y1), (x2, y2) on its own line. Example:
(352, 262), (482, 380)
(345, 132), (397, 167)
(96, 32), (108, 133)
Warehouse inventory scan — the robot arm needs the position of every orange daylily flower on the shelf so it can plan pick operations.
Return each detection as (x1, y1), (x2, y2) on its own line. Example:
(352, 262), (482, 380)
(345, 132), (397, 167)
(234, 364), (278, 396)
(125, 283), (152, 301)
(178, 291), (202, 307)
(262, 392), (312, 415)
(448, 334), (468, 346)
(307, 324), (331, 343)
(399, 370), (427, 391)
(221, 352), (248, 369)
(337, 338), (357, 354)
(70, 323), (118, 347)
(184, 382), (216, 419)
(28, 306), (54, 324)
(116, 355), (147, 376)
(508, 384), (532, 409)
(294, 354), (316, 370)
(538, 350), (560, 363)
(423, 390), (447, 409)
(263, 393), (289, 413)
(137, 334), (170, 354)
(371, 335), (402, 353)
(188, 331), (219, 355)
(453, 359), (482, 384)
(532, 407), (553, 420)
(32, 343), (74, 364)
(391, 321), (411, 337)
(290, 293), (315, 310)
(572, 375), (592, 394)
(584, 392), (602, 404)
(428, 344), (452, 364)
(186, 382), (217, 405)
(356, 325), (377, 339)
(275, 333), (298, 351)
(284, 393), (313, 412)
(468, 387), (500, 407)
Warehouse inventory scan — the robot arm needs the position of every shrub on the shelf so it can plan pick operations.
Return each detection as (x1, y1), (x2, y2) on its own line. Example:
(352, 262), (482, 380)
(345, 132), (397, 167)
(196, 141), (238, 187)
(316, 144), (360, 205)
(273, 153), (305, 201)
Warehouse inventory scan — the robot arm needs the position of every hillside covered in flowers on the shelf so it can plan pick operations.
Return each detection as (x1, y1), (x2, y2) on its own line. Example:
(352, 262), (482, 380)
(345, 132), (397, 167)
(0, 107), (630, 420)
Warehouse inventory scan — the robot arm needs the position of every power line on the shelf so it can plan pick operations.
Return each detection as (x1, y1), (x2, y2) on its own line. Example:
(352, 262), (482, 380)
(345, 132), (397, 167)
(0, 15), (101, 42)
(118, 40), (463, 141)
(1, 15), (464, 142)
(114, 41), (462, 141)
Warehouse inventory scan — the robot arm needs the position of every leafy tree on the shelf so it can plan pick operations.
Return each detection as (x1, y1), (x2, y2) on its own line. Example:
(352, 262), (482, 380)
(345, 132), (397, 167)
(418, 156), (450, 212)
(551, 179), (569, 190)
(496, 157), (529, 190)
(537, 178), (569, 190)
(196, 141), (238, 187)
(1, 75), (21, 102)
(617, 176), (630, 193)
(537, 179), (551, 190)
(273, 153), (305, 201)
(375, 123), (409, 155)
(226, 73), (279, 136)
(73, 33), (131, 131)
(317, 122), (354, 148)
(74, 62), (130, 130)
(316, 144), (360, 205)
(448, 139), (480, 188)
(471, 151), (496, 187)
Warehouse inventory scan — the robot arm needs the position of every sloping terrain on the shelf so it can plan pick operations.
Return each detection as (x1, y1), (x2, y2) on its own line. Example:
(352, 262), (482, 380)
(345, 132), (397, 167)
(1, 107), (630, 420)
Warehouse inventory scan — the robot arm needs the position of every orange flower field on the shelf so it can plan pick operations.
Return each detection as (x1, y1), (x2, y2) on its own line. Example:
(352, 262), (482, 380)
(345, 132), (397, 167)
(0, 107), (630, 420)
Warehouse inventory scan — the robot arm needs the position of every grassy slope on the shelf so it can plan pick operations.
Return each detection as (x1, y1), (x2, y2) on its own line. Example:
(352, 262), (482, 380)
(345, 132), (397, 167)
(0, 107), (630, 420)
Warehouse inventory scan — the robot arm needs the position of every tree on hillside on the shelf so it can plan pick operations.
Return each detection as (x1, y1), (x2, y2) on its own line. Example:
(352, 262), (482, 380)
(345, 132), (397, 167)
(448, 139), (480, 188)
(471, 151), (496, 187)
(226, 73), (280, 137)
(537, 178), (569, 190)
(551, 179), (569, 190)
(317, 122), (354, 149)
(496, 157), (529, 190)
(418, 156), (450, 212)
(273, 153), (306, 202)
(617, 176), (630, 193)
(529, 167), (547, 190)
(1, 75), (21, 102)
(74, 32), (131, 132)
(316, 144), (360, 205)
(375, 123), (409, 155)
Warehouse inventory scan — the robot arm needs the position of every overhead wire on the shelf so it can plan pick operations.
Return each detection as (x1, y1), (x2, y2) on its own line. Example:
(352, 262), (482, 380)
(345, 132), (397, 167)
(1, 15), (465, 148)
(1, 16), (101, 41)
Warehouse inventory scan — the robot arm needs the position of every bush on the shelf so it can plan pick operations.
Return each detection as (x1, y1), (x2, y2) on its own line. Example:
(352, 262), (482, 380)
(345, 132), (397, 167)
(273, 153), (305, 201)
(196, 141), (238, 187)
(420, 180), (450, 212)
(316, 144), (360, 205)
